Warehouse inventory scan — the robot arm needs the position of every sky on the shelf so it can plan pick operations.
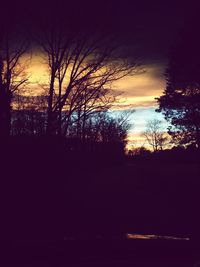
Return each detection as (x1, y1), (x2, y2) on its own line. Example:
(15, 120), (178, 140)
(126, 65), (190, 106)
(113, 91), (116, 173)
(25, 54), (167, 148)
(1, 0), (195, 147)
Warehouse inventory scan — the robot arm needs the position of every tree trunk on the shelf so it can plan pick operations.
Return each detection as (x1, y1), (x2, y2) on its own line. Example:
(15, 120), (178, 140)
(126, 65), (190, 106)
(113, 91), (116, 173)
(57, 79), (62, 136)
(0, 87), (12, 138)
(46, 71), (56, 135)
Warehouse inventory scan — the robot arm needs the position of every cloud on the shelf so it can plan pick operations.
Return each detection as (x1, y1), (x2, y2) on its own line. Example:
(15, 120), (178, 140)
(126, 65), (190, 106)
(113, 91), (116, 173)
(112, 63), (165, 109)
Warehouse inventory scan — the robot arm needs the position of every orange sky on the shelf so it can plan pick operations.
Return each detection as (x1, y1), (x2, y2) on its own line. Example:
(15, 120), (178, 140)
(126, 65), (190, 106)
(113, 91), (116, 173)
(113, 64), (165, 108)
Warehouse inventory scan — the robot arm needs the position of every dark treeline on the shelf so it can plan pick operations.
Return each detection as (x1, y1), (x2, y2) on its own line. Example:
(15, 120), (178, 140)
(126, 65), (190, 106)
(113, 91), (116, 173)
(128, 145), (200, 163)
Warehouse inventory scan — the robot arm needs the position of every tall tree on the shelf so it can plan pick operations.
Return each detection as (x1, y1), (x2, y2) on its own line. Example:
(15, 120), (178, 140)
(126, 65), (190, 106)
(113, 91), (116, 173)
(157, 15), (200, 149)
(38, 23), (139, 136)
(0, 32), (28, 137)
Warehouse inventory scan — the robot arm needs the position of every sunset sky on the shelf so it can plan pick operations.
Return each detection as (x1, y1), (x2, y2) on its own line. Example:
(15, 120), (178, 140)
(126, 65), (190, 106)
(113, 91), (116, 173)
(2, 0), (192, 147)
(26, 54), (167, 148)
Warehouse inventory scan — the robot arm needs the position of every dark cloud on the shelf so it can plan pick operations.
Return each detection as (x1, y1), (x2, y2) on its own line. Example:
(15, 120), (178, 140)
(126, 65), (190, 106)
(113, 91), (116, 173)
(0, 0), (196, 64)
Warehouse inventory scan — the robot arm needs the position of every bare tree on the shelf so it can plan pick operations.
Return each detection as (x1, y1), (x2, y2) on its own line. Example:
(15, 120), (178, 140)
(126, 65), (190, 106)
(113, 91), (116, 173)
(143, 119), (169, 152)
(0, 32), (29, 137)
(38, 25), (139, 136)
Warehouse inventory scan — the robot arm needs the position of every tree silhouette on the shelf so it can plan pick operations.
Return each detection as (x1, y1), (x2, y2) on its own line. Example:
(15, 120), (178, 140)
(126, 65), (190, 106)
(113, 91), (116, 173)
(157, 15), (200, 149)
(37, 23), (139, 136)
(0, 32), (28, 137)
(143, 119), (169, 152)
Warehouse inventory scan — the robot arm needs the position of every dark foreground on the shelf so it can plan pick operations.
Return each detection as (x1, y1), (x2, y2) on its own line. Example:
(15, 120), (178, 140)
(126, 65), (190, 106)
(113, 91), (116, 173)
(0, 238), (200, 266)
(0, 138), (200, 266)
